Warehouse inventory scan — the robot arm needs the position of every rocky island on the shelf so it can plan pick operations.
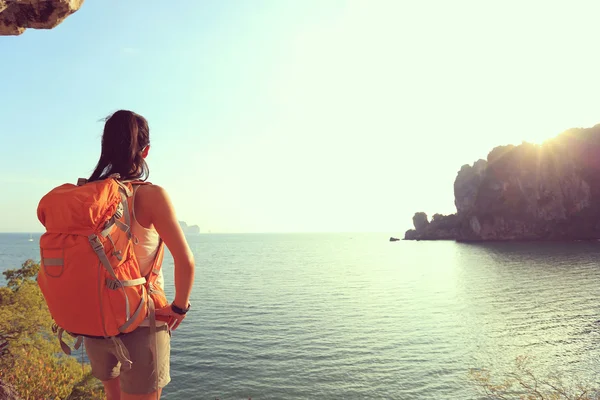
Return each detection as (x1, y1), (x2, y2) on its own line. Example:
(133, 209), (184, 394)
(179, 221), (200, 235)
(405, 124), (600, 241)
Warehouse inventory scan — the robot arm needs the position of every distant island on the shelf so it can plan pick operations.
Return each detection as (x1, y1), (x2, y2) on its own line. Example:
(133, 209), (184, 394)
(179, 221), (200, 235)
(405, 123), (600, 241)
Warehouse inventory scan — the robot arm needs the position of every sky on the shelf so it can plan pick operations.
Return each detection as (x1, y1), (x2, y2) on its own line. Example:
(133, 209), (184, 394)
(2, 0), (600, 233)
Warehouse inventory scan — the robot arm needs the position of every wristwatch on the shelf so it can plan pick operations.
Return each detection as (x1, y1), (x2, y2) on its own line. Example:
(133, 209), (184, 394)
(171, 302), (191, 315)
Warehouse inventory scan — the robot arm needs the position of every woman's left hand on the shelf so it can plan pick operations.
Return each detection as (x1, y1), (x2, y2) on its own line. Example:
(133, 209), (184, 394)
(155, 304), (187, 331)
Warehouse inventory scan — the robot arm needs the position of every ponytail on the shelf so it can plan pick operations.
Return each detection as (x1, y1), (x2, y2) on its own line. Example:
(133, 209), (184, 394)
(89, 110), (150, 182)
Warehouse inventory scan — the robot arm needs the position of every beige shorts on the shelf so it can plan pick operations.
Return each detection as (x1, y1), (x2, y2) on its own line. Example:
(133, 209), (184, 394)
(84, 326), (171, 394)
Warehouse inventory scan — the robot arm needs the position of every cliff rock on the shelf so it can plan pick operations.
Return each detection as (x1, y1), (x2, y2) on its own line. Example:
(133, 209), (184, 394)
(0, 0), (84, 36)
(454, 159), (487, 214)
(404, 213), (459, 240)
(412, 212), (429, 232)
(406, 124), (600, 241)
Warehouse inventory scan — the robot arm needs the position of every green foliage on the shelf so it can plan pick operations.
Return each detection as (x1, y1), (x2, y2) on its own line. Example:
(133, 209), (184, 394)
(470, 355), (600, 400)
(0, 260), (104, 400)
(3, 259), (40, 290)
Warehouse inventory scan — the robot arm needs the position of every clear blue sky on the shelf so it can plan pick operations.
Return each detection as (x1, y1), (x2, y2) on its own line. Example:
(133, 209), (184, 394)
(2, 1), (600, 233)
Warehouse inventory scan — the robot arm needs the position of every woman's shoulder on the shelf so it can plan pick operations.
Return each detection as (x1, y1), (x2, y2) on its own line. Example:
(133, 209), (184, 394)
(134, 182), (179, 231)
(135, 183), (167, 196)
(135, 183), (174, 208)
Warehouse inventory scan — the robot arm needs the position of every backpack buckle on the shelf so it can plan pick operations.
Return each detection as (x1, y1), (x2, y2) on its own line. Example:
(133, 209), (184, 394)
(106, 278), (122, 290)
(89, 235), (104, 253)
(113, 250), (123, 261)
(77, 178), (88, 186)
(114, 203), (124, 220)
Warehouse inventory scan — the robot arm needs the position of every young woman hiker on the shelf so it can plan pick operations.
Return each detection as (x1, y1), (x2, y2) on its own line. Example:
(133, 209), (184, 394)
(83, 109), (195, 400)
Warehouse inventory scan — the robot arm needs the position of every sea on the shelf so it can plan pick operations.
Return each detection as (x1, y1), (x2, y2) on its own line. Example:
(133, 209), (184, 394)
(2, 232), (600, 399)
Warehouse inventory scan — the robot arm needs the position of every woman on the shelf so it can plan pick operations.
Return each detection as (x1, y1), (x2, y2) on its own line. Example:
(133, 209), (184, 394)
(83, 110), (195, 400)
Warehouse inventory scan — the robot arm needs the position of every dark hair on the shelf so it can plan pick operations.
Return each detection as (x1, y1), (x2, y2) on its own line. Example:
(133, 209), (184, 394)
(89, 110), (150, 182)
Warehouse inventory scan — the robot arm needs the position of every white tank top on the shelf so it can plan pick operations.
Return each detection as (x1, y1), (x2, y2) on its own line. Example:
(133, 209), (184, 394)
(131, 185), (166, 326)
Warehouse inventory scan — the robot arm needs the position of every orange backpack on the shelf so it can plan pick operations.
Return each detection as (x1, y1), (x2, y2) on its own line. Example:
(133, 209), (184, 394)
(36, 176), (169, 353)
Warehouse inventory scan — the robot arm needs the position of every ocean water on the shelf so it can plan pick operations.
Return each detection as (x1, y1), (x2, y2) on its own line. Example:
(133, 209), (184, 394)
(2, 232), (600, 399)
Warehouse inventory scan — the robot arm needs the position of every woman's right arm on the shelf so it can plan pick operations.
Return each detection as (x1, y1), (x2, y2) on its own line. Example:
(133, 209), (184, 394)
(146, 185), (195, 311)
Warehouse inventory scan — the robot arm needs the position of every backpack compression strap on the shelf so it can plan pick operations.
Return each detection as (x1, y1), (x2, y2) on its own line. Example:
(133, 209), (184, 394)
(88, 183), (147, 333)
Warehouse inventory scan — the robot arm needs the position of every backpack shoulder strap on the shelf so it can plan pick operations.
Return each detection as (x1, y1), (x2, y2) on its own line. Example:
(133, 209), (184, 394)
(128, 179), (153, 186)
(148, 239), (165, 279)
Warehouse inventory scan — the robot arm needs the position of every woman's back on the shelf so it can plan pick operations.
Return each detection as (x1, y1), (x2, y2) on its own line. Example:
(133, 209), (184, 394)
(131, 184), (161, 278)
